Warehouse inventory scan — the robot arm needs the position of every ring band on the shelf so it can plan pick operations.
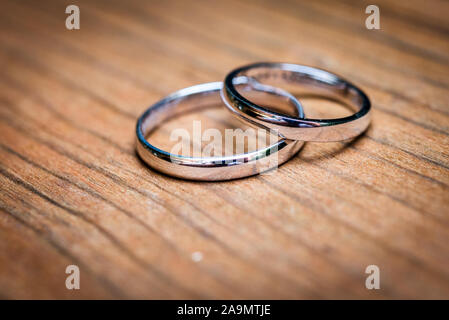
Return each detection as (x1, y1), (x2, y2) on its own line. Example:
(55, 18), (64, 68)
(223, 62), (371, 142)
(136, 82), (304, 181)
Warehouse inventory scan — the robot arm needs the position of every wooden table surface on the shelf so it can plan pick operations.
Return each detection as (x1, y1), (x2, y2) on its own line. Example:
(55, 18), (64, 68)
(0, 0), (448, 299)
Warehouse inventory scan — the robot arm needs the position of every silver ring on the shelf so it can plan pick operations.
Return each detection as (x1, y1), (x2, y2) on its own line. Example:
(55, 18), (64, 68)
(223, 62), (371, 142)
(136, 81), (304, 181)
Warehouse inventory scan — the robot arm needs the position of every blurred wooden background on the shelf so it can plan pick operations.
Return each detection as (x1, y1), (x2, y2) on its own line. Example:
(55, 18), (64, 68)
(0, 0), (448, 299)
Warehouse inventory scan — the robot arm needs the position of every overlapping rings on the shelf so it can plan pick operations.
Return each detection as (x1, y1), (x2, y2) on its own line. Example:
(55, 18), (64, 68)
(136, 62), (371, 181)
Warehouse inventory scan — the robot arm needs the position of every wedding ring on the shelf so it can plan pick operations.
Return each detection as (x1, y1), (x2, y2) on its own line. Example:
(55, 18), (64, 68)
(136, 81), (304, 181)
(222, 62), (371, 142)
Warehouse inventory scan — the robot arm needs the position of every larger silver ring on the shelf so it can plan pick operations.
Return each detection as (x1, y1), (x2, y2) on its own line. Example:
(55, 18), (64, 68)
(136, 82), (304, 181)
(223, 62), (371, 142)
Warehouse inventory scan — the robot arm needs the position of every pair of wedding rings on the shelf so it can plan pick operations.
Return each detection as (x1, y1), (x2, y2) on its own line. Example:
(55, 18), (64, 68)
(136, 62), (371, 181)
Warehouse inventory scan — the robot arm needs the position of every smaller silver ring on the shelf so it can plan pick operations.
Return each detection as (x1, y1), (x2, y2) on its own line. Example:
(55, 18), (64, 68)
(136, 81), (304, 181)
(223, 62), (371, 142)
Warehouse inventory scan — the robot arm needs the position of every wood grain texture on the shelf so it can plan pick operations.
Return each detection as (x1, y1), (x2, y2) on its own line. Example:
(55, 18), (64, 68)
(0, 0), (448, 299)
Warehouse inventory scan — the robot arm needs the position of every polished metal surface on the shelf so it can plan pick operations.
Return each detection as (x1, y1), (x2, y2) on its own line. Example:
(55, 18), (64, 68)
(223, 62), (371, 142)
(136, 82), (304, 181)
